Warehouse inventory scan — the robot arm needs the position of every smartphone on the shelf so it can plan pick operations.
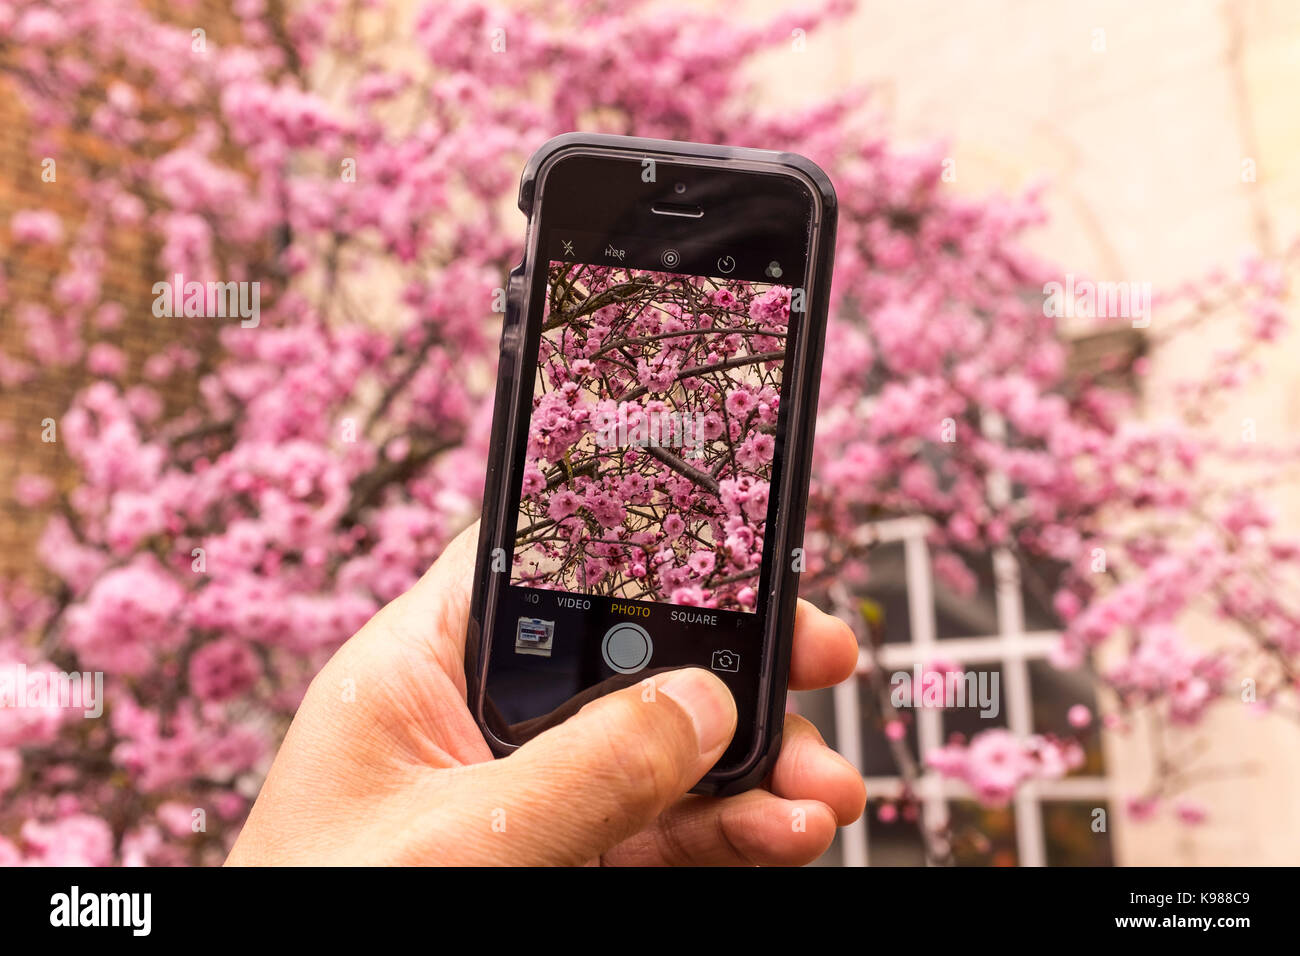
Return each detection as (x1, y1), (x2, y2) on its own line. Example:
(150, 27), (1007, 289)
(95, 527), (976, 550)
(464, 133), (837, 795)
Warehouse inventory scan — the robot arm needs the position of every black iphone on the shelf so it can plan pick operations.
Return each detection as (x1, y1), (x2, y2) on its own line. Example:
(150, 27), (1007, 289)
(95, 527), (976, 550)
(464, 133), (837, 794)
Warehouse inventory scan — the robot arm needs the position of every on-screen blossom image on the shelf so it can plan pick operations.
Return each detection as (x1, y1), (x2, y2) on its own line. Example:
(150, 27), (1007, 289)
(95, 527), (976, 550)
(511, 263), (789, 612)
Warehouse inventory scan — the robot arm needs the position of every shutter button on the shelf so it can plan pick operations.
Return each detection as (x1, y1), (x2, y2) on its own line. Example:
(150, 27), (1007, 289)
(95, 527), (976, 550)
(601, 622), (653, 674)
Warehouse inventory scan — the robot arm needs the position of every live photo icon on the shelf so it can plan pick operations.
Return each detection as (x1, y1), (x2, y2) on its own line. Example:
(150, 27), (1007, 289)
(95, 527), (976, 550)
(515, 617), (555, 657)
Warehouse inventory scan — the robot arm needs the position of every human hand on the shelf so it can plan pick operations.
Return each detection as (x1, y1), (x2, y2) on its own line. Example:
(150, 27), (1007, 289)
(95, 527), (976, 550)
(227, 522), (865, 865)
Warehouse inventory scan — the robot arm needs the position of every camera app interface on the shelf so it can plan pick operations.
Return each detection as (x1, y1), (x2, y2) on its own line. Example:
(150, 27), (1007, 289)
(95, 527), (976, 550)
(481, 200), (811, 759)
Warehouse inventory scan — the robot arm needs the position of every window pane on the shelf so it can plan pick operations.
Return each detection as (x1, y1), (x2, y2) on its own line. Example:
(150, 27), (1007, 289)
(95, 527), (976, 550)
(932, 549), (1065, 638)
(1017, 555), (1066, 632)
(1043, 801), (1114, 866)
(940, 664), (1008, 738)
(946, 800), (1018, 867)
(1028, 658), (1106, 775)
(934, 552), (997, 639)
(865, 797), (927, 865)
(858, 677), (919, 775)
(862, 541), (913, 644)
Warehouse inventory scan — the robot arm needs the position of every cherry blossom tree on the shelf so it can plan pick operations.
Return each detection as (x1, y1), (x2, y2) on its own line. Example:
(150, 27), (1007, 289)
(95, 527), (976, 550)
(0, 0), (1296, 865)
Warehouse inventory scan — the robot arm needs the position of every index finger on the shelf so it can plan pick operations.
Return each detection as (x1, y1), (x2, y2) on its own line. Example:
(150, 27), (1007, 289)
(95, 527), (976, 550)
(788, 598), (860, 690)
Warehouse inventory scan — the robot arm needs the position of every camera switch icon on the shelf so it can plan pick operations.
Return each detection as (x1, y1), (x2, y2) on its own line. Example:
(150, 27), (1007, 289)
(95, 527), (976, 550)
(710, 649), (741, 673)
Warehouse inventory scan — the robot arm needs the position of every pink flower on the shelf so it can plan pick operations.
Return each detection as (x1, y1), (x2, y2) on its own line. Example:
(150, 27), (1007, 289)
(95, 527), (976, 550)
(669, 585), (707, 607)
(104, 491), (167, 554)
(527, 390), (587, 461)
(0, 661), (69, 748)
(62, 557), (185, 676)
(0, 836), (20, 867)
(1054, 589), (1082, 622)
(747, 286), (791, 324)
(10, 209), (63, 244)
(13, 8), (69, 45)
(189, 638), (261, 702)
(86, 343), (127, 377)
(1126, 795), (1160, 822)
(1067, 704), (1092, 728)
(20, 814), (115, 866)
(584, 489), (626, 529)
(724, 388), (757, 417)
(736, 433), (775, 470)
(687, 550), (716, 576)
(520, 465), (545, 496)
(156, 801), (198, 839)
(635, 354), (680, 391)
(962, 730), (1031, 804)
(14, 474), (55, 508)
(0, 749), (21, 793)
(926, 729), (1056, 807)
(742, 481), (769, 522)
(546, 489), (582, 521)
(947, 513), (978, 544)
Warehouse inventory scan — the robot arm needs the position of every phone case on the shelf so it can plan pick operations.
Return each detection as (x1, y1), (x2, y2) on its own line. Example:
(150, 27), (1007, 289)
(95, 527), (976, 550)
(464, 132), (838, 795)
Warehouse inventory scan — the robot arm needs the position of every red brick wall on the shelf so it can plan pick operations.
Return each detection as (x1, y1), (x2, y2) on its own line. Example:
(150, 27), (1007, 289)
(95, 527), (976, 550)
(0, 2), (238, 580)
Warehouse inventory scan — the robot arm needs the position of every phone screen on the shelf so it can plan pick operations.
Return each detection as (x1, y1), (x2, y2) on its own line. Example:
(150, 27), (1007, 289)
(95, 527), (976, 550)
(477, 154), (817, 771)
(514, 258), (787, 613)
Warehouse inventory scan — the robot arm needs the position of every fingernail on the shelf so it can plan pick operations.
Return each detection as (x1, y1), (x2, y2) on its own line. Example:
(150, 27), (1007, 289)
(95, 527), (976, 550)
(658, 668), (736, 755)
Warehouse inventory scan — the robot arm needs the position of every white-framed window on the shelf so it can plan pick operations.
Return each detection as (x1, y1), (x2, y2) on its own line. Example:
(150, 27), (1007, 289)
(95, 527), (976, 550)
(814, 347), (1141, 867)
(819, 507), (1113, 866)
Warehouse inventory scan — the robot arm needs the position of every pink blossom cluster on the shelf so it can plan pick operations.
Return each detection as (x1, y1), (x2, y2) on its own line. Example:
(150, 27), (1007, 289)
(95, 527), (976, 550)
(926, 729), (1085, 806)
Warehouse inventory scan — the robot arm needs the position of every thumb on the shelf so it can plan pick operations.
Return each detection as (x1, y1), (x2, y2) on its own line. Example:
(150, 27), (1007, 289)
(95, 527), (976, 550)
(469, 668), (737, 865)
